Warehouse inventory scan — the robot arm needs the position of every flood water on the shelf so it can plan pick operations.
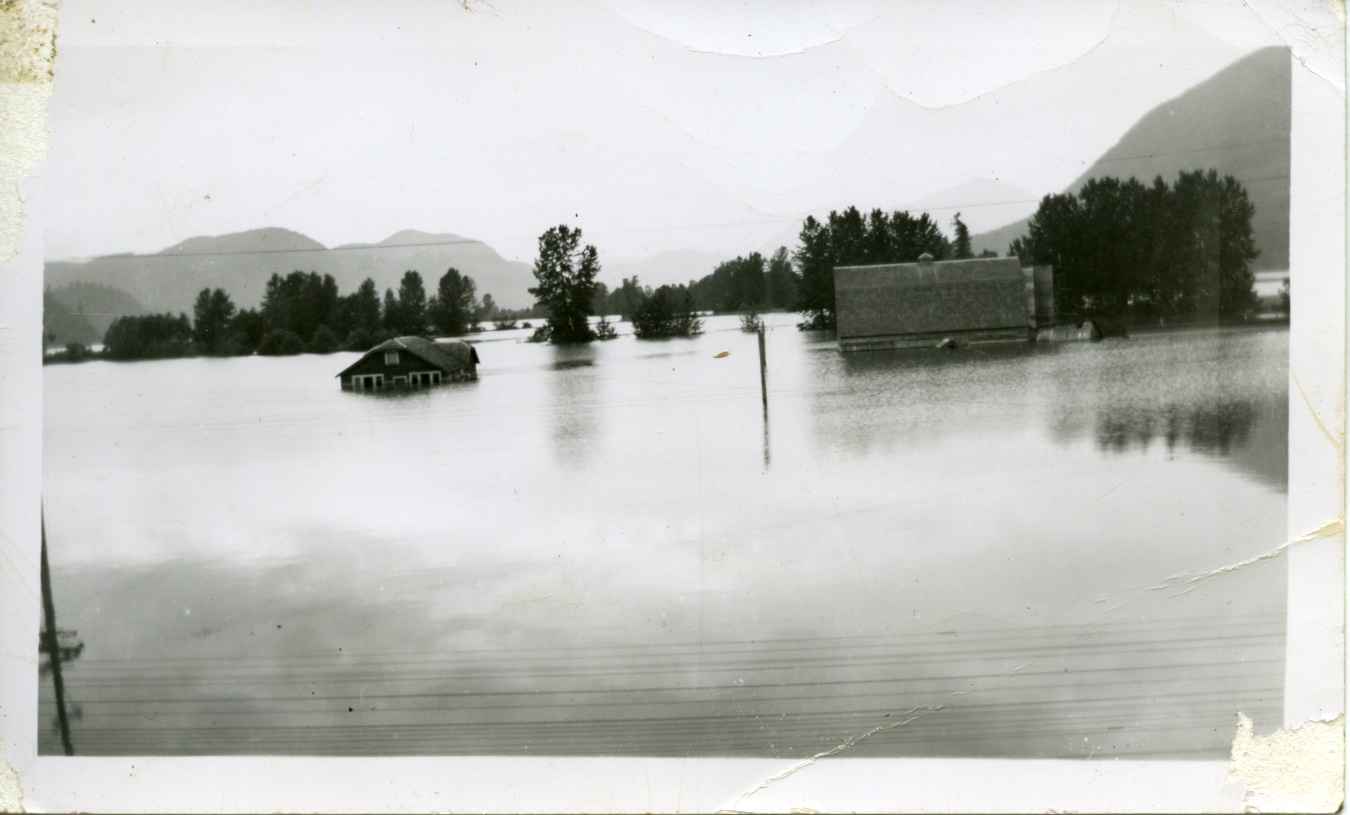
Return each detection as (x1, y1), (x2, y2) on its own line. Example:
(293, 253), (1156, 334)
(41, 315), (1288, 758)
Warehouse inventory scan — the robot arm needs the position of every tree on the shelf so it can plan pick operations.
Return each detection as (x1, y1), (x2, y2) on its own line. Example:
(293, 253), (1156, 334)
(590, 283), (610, 316)
(391, 271), (429, 334)
(951, 212), (973, 259)
(765, 246), (799, 309)
(309, 324), (341, 354)
(731, 252), (767, 310)
(429, 268), (478, 336)
(691, 254), (766, 313)
(608, 276), (647, 320)
(631, 285), (702, 339)
(888, 211), (950, 261)
(103, 313), (193, 360)
(192, 288), (237, 355)
(226, 308), (268, 355)
(479, 293), (498, 323)
(529, 225), (601, 343)
(794, 215), (835, 329)
(257, 329), (307, 356)
(341, 278), (383, 339)
(260, 271), (340, 341)
(1013, 170), (1259, 323)
(826, 207), (869, 269)
(382, 289), (400, 333)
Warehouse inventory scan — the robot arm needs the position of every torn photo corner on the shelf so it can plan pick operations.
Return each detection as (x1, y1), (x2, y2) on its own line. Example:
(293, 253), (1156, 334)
(0, 0), (1344, 812)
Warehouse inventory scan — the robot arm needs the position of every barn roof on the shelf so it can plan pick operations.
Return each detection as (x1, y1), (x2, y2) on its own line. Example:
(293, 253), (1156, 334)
(834, 257), (1025, 291)
(336, 336), (480, 378)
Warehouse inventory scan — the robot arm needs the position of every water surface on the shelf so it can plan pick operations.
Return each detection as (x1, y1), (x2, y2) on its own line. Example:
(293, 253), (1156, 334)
(41, 316), (1288, 757)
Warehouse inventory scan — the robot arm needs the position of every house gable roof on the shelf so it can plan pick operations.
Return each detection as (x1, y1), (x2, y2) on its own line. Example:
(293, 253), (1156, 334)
(336, 336), (480, 378)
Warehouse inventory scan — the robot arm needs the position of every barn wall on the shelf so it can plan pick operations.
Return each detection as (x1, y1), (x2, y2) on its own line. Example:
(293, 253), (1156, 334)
(835, 259), (1029, 343)
(338, 351), (465, 387)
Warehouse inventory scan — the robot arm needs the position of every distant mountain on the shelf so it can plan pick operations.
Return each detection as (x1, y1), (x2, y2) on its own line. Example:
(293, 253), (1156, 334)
(603, 249), (731, 290)
(46, 281), (148, 337)
(46, 228), (539, 314)
(971, 47), (1290, 270)
(162, 227), (325, 256)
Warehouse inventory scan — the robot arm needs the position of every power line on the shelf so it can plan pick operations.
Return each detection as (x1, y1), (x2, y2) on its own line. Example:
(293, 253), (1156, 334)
(54, 138), (1291, 264)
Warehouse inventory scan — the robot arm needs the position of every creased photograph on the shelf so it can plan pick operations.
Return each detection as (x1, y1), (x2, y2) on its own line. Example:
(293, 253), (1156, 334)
(1, 0), (1343, 812)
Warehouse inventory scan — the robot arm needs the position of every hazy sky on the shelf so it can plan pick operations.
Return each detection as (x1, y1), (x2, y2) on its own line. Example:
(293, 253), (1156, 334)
(43, 0), (1287, 264)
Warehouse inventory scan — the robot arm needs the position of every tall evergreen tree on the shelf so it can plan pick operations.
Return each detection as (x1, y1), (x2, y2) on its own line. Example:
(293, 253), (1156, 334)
(429, 268), (478, 336)
(889, 211), (950, 261)
(386, 271), (428, 335)
(951, 212), (973, 259)
(479, 293), (498, 323)
(259, 271), (339, 340)
(342, 278), (383, 337)
(765, 246), (799, 310)
(191, 288), (236, 355)
(794, 215), (835, 329)
(382, 289), (401, 334)
(529, 225), (601, 343)
(828, 207), (869, 266)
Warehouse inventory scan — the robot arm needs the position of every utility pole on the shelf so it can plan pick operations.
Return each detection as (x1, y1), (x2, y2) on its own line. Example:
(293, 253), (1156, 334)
(757, 324), (768, 414)
(758, 324), (770, 469)
(40, 509), (75, 756)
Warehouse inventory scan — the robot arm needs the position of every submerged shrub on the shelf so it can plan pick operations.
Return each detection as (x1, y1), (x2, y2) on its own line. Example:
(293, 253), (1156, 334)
(632, 286), (702, 339)
(257, 329), (307, 356)
(344, 328), (374, 352)
(309, 325), (341, 354)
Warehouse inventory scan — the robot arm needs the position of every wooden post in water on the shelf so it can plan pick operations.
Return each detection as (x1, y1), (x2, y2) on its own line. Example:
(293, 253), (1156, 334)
(757, 324), (768, 414)
(40, 510), (75, 756)
(758, 324), (770, 469)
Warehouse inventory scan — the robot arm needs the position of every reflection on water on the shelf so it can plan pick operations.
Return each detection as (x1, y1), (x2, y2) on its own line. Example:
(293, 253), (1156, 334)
(39, 552), (1283, 758)
(548, 345), (602, 468)
(1095, 401), (1257, 454)
(41, 318), (1288, 758)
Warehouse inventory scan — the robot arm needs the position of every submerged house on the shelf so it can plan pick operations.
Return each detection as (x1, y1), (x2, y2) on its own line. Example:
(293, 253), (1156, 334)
(834, 254), (1055, 352)
(337, 336), (480, 391)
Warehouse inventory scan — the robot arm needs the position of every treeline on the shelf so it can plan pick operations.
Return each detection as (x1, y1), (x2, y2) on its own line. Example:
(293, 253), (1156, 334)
(96, 268), (503, 362)
(529, 225), (705, 342)
(794, 210), (985, 329)
(789, 171), (1260, 329)
(589, 247), (800, 319)
(1010, 170), (1259, 322)
(73, 172), (1254, 361)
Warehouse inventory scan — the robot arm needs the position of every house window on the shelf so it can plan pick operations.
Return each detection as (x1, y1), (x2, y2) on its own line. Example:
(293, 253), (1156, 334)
(384, 350), (399, 365)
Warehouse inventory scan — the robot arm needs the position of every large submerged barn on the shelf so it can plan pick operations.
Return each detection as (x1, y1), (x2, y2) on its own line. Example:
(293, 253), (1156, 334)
(337, 336), (479, 391)
(834, 254), (1055, 352)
